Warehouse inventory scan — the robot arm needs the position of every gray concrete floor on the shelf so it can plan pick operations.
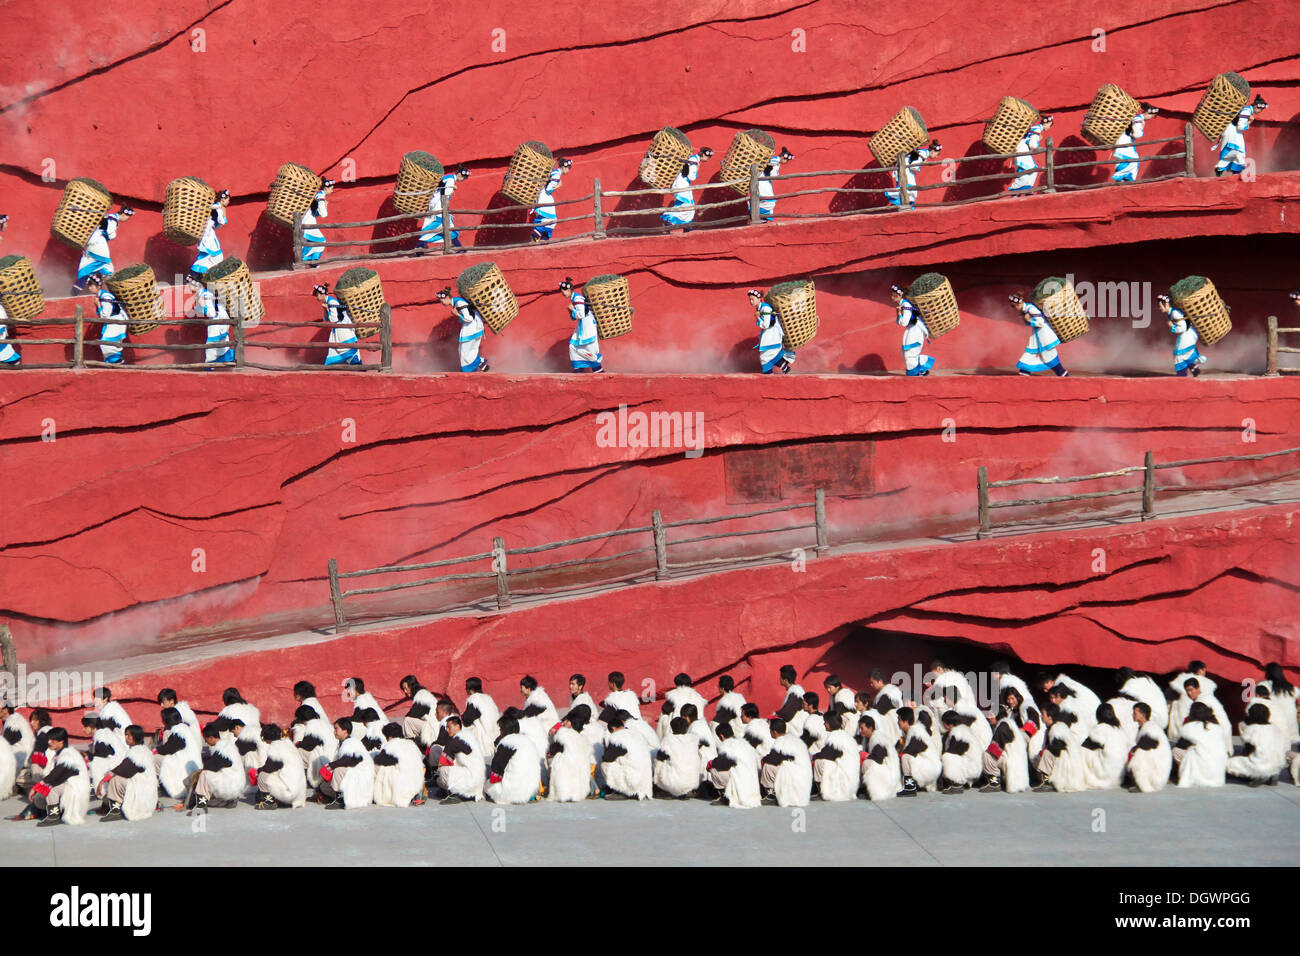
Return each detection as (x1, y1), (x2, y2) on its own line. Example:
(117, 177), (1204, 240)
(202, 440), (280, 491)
(4, 782), (1298, 867)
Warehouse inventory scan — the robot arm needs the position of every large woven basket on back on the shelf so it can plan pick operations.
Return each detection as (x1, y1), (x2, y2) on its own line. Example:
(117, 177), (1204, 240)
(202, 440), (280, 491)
(107, 264), (165, 336)
(768, 280), (818, 350)
(205, 257), (265, 325)
(163, 176), (216, 245)
(267, 163), (322, 228)
(640, 127), (693, 190)
(1170, 276), (1231, 346)
(1192, 73), (1250, 141)
(0, 255), (46, 322)
(335, 267), (386, 340)
(1031, 276), (1090, 343)
(51, 177), (113, 249)
(393, 151), (444, 215)
(501, 141), (555, 207)
(720, 129), (776, 196)
(1081, 84), (1140, 147)
(458, 263), (518, 335)
(982, 97), (1040, 155)
(584, 275), (633, 339)
(871, 107), (928, 167)
(908, 273), (960, 338)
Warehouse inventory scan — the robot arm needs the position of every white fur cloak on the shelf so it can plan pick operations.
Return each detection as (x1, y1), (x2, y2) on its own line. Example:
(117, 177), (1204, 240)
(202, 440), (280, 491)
(487, 733), (542, 804)
(49, 747), (92, 825)
(259, 737), (307, 807)
(1127, 722), (1172, 792)
(601, 728), (652, 800)
(119, 743), (159, 821)
(716, 737), (761, 809)
(653, 732), (702, 796)
(860, 732), (900, 801)
(1226, 722), (1285, 781)
(1082, 722), (1128, 790)
(157, 723), (202, 799)
(546, 727), (593, 802)
(1174, 719), (1226, 788)
(373, 737), (423, 807)
(814, 728), (860, 802)
(768, 733), (812, 807)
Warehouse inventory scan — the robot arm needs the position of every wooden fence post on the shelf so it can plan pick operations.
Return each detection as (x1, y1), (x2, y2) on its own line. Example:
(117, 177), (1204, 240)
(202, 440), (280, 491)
(1141, 451), (1156, 520)
(73, 304), (85, 368)
(1266, 315), (1279, 377)
(493, 536), (511, 609)
(232, 313), (246, 369)
(440, 202), (453, 253)
(652, 509), (668, 580)
(593, 178), (605, 239)
(1044, 138), (1056, 193)
(292, 214), (304, 270)
(896, 155), (911, 207)
(380, 304), (393, 371)
(1183, 122), (1195, 178)
(327, 558), (349, 632)
(814, 489), (828, 552)
(748, 165), (762, 225)
(976, 466), (990, 538)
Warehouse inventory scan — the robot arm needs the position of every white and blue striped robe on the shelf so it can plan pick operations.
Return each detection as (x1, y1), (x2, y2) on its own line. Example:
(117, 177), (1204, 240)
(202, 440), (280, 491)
(1111, 113), (1147, 182)
(1008, 123), (1044, 192)
(96, 288), (127, 362)
(321, 293), (359, 365)
(452, 296), (486, 371)
(886, 147), (930, 206)
(191, 203), (227, 275)
(568, 290), (602, 370)
(301, 191), (328, 262)
(0, 300), (18, 364)
(419, 175), (459, 246)
(196, 288), (233, 364)
(76, 215), (118, 286)
(756, 154), (783, 220)
(661, 154), (701, 227)
(1168, 306), (1203, 373)
(531, 168), (563, 240)
(1016, 302), (1061, 373)
(754, 301), (794, 373)
(1215, 105), (1255, 174)
(896, 296), (934, 375)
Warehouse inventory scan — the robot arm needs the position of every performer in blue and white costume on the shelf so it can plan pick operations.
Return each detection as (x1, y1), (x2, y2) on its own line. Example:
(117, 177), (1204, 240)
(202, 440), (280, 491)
(1158, 293), (1205, 377)
(749, 288), (794, 374)
(661, 147), (713, 229)
(1010, 292), (1069, 377)
(186, 274), (233, 365)
(1112, 106), (1158, 183)
(300, 179), (334, 266)
(313, 282), (360, 366)
(75, 207), (133, 292)
(190, 189), (230, 277)
(417, 166), (470, 252)
(1008, 117), (1052, 193)
(532, 158), (572, 242)
(436, 287), (490, 372)
(891, 285), (934, 376)
(85, 273), (128, 364)
(559, 277), (602, 372)
(0, 298), (18, 366)
(755, 147), (794, 222)
(1215, 95), (1268, 177)
(886, 140), (941, 207)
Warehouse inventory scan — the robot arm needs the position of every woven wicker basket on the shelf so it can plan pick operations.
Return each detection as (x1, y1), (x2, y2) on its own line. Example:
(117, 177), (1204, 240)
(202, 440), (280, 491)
(163, 176), (216, 245)
(1170, 276), (1231, 346)
(335, 267), (385, 339)
(1192, 73), (1250, 141)
(1031, 276), (1090, 343)
(584, 274), (633, 339)
(205, 257), (265, 325)
(1081, 84), (1140, 147)
(908, 273), (960, 339)
(0, 255), (46, 322)
(458, 262), (519, 335)
(50, 177), (113, 249)
(266, 163), (322, 228)
(982, 97), (1040, 155)
(639, 127), (693, 190)
(501, 141), (556, 207)
(767, 280), (818, 350)
(870, 107), (929, 167)
(393, 151), (444, 215)
(720, 129), (776, 196)
(107, 264), (165, 335)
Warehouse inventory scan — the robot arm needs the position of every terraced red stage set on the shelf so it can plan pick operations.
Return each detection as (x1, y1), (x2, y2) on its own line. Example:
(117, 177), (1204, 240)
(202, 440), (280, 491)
(0, 0), (1297, 720)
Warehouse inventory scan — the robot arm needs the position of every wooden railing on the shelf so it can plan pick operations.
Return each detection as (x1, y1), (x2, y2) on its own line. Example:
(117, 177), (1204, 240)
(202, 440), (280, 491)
(1266, 315), (1300, 375)
(976, 444), (1300, 537)
(293, 127), (1195, 266)
(327, 489), (828, 631)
